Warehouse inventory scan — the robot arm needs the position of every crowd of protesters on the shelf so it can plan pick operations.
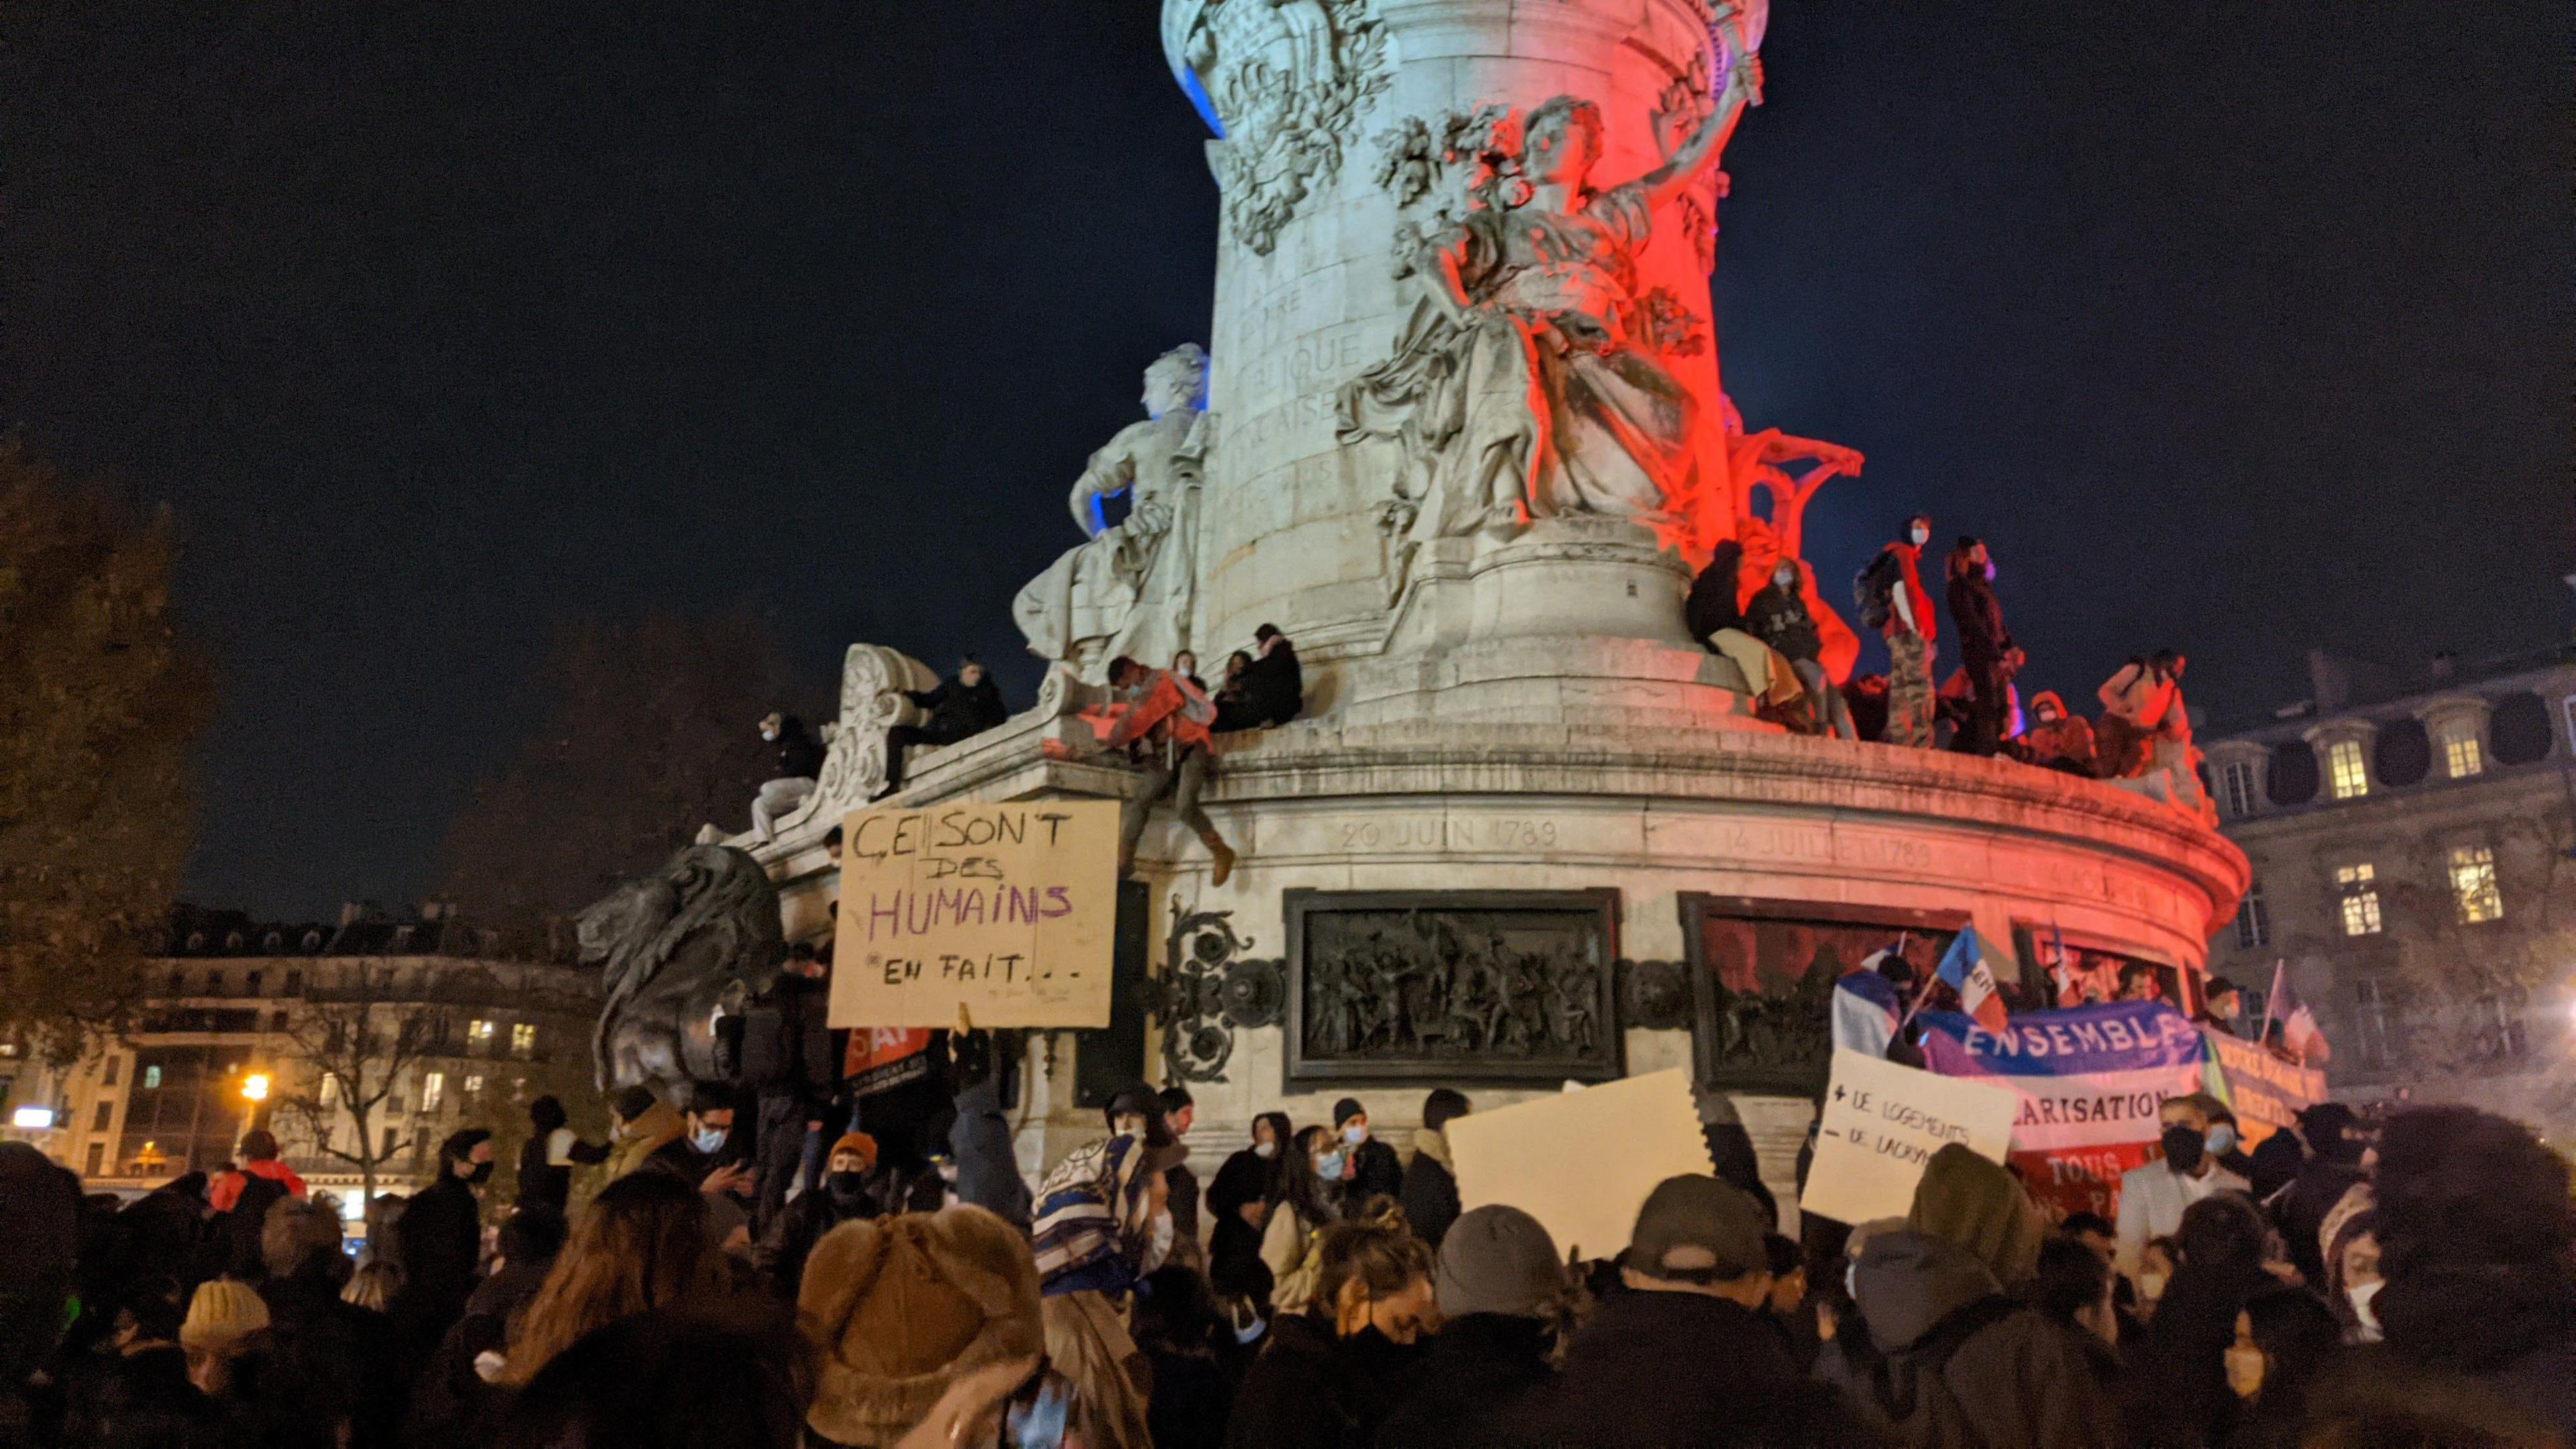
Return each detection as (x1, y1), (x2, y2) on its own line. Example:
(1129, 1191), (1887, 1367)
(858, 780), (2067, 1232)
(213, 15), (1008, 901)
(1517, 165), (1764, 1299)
(1686, 516), (2214, 818)
(4, 1061), (2571, 1449)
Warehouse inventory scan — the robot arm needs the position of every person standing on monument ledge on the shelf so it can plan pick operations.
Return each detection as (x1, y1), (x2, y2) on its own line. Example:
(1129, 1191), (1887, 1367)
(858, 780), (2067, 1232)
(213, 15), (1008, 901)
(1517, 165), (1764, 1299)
(1864, 514), (1940, 749)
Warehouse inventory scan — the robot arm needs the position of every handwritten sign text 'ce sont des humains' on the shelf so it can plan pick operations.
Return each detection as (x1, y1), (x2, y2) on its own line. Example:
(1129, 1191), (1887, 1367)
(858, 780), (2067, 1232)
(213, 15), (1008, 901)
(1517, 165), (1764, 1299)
(828, 800), (1120, 1029)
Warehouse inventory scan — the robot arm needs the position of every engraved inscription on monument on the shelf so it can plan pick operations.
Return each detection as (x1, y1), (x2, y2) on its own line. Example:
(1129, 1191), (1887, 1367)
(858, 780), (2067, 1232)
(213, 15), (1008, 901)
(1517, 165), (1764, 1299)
(1283, 888), (1622, 1086)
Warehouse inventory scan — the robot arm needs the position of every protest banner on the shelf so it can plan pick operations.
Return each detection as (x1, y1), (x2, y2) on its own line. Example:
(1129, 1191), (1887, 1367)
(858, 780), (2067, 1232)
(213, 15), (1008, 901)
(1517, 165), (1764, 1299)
(843, 1027), (937, 1097)
(1446, 1069), (1714, 1262)
(1801, 1050), (2019, 1228)
(1915, 1000), (2206, 1218)
(2205, 1031), (2326, 1146)
(830, 799), (1120, 1028)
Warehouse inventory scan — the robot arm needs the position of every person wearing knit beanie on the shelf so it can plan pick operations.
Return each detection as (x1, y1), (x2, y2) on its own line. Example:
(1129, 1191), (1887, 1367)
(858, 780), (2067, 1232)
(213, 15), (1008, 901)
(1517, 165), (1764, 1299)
(1381, 1205), (1565, 1449)
(1328, 1097), (1403, 1204)
(180, 1279), (270, 1393)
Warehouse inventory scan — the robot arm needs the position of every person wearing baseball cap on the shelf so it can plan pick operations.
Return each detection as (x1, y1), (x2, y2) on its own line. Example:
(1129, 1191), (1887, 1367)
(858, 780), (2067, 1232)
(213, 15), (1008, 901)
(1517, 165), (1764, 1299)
(1521, 1175), (1862, 1448)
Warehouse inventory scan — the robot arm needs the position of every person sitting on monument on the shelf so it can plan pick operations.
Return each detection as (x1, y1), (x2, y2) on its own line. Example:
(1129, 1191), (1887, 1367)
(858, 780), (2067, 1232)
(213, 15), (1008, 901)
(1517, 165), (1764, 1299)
(1214, 624), (1302, 732)
(1171, 649), (1208, 693)
(2012, 690), (2098, 776)
(1746, 557), (1856, 741)
(880, 656), (1008, 795)
(751, 712), (825, 842)
(1055, 654), (1235, 884)
(2094, 649), (2186, 778)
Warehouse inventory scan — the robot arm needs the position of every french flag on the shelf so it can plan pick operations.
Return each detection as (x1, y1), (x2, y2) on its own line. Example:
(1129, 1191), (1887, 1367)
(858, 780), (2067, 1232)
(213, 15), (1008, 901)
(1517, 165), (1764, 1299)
(1937, 926), (2011, 1034)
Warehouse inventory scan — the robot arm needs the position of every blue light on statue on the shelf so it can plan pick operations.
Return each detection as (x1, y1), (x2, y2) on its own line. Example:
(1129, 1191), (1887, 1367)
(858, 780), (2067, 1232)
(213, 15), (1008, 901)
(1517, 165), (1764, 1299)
(1175, 64), (1225, 138)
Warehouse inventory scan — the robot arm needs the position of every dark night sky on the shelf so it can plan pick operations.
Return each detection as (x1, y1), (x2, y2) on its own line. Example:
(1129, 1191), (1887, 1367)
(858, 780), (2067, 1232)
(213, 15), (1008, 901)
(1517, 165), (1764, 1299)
(4, 3), (2568, 918)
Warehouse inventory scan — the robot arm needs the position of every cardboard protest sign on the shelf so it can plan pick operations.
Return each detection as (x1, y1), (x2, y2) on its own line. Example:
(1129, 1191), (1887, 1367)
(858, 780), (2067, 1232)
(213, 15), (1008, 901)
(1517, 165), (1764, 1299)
(1801, 1050), (2018, 1228)
(1446, 1069), (1714, 1263)
(830, 800), (1120, 1028)
(2206, 1031), (2326, 1146)
(1914, 1000), (2206, 1218)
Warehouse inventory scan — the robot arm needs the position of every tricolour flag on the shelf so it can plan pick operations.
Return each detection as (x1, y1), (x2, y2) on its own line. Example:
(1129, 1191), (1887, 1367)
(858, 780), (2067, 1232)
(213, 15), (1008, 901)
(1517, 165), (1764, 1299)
(1936, 926), (2011, 1034)
(2263, 959), (2332, 1064)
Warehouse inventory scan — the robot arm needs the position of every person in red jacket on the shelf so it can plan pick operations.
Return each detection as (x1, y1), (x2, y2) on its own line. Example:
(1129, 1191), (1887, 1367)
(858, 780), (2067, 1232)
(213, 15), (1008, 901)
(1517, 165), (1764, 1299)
(208, 1128), (307, 1212)
(1053, 655), (1236, 884)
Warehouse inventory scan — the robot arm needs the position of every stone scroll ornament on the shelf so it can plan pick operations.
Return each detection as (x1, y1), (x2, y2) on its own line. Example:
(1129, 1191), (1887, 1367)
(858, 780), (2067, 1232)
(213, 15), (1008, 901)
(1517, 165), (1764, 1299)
(1335, 44), (1764, 589)
(782, 643), (938, 831)
(1164, 0), (1391, 257)
(1148, 900), (1285, 1085)
(1012, 345), (1211, 684)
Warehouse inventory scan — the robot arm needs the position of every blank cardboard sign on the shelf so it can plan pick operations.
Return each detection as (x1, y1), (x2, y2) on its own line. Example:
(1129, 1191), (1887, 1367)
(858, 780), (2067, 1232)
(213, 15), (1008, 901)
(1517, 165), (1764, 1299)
(1446, 1069), (1715, 1264)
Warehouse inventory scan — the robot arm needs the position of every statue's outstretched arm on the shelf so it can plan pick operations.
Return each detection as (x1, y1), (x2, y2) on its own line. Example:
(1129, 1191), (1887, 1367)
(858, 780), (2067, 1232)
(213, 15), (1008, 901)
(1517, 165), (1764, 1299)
(1638, 50), (1763, 213)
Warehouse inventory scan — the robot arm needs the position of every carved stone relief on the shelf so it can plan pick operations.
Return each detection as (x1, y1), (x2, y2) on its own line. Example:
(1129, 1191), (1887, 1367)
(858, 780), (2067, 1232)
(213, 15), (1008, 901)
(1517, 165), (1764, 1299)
(1167, 0), (1391, 256)
(1284, 889), (1622, 1085)
(784, 644), (938, 833)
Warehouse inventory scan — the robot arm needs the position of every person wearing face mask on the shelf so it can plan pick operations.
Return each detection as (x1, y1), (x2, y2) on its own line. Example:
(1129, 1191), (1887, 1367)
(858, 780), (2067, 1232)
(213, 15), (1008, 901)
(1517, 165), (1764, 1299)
(1263, 1126), (1352, 1313)
(1870, 514), (1940, 748)
(2320, 1203), (2383, 1344)
(2115, 1093), (2250, 1281)
(2203, 1106), (2258, 1181)
(1332, 1098), (1405, 1205)
(1943, 536), (2019, 757)
(1224, 1215), (1434, 1449)
(1029, 1099), (1188, 1449)
(2013, 690), (2099, 776)
(755, 1131), (881, 1298)
(1746, 557), (1857, 740)
(1209, 1112), (1293, 1307)
(2222, 1288), (2346, 1449)
(392, 1127), (496, 1373)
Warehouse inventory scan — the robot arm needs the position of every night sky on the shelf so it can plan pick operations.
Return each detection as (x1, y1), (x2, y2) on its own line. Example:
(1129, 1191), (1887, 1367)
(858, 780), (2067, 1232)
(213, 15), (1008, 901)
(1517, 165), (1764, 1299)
(4, 3), (2567, 918)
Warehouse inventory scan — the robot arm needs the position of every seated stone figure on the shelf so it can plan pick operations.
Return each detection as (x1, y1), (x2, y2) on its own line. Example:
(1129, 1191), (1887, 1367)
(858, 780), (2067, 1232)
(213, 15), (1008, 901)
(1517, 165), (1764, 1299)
(1014, 345), (1210, 681)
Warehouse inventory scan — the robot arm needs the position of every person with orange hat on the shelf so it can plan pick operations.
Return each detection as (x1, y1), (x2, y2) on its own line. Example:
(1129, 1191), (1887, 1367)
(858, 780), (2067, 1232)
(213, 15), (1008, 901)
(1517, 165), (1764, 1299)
(755, 1130), (882, 1299)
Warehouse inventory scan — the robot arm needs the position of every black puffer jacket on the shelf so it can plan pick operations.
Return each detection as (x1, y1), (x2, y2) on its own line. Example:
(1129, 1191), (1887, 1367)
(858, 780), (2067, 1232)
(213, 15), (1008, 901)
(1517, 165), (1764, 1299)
(1226, 1312), (1424, 1449)
(1815, 1230), (2117, 1449)
(2377, 1260), (2576, 1440)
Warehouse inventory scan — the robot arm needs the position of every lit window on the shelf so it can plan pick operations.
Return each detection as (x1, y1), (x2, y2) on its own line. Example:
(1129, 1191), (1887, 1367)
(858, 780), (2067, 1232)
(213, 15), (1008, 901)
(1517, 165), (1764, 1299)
(468, 1020), (495, 1053)
(2438, 720), (2483, 779)
(2326, 739), (2369, 800)
(510, 1023), (537, 1059)
(320, 1073), (340, 1106)
(2220, 760), (2259, 818)
(2234, 881), (2270, 949)
(142, 1065), (162, 1090)
(2449, 845), (2503, 923)
(2336, 863), (2381, 936)
(463, 1074), (484, 1098)
(421, 1072), (444, 1114)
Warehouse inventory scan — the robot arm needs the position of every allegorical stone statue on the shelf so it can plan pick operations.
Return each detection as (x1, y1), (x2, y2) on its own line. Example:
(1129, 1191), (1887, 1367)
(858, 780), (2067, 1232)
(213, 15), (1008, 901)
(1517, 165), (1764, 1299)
(1013, 344), (1210, 681)
(580, 843), (786, 1102)
(1338, 48), (1764, 564)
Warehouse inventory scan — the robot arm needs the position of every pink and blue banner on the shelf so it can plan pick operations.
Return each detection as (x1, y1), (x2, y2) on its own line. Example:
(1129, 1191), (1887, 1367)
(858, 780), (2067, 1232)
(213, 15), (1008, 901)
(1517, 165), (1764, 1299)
(1914, 1000), (2208, 1218)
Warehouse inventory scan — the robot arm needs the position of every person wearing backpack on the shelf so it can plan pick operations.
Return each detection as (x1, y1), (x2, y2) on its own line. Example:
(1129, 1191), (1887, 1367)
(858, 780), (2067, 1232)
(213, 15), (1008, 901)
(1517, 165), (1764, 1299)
(208, 1129), (306, 1280)
(1856, 515), (1939, 749)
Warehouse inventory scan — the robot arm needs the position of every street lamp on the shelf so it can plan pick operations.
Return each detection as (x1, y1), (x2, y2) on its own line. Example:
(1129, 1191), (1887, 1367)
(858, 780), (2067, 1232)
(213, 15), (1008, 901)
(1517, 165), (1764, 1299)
(237, 1069), (270, 1157)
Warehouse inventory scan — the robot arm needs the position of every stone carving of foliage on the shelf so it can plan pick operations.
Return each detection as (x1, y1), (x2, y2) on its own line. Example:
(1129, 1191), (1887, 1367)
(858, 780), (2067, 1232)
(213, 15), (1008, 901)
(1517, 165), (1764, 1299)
(1197, 0), (1393, 256)
(789, 643), (936, 830)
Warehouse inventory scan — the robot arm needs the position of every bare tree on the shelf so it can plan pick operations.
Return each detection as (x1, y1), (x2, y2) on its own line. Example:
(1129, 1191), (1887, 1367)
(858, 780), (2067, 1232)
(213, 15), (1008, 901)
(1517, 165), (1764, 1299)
(275, 960), (453, 1203)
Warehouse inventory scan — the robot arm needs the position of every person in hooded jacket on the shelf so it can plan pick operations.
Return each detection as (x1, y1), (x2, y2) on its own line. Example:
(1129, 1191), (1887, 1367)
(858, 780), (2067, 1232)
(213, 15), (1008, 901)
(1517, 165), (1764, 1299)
(1228, 625), (1303, 731)
(392, 1128), (495, 1377)
(1208, 1112), (1291, 1308)
(2369, 1105), (2576, 1444)
(2270, 1102), (2367, 1288)
(1397, 1091), (1469, 1250)
(883, 657), (1009, 793)
(1225, 1216), (1433, 1449)
(1375, 1205), (1562, 1449)
(1746, 557), (1856, 740)
(2121, 1193), (2277, 1449)
(602, 1085), (685, 1181)
(1943, 537), (2017, 757)
(1814, 1145), (2116, 1449)
(514, 1096), (606, 1213)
